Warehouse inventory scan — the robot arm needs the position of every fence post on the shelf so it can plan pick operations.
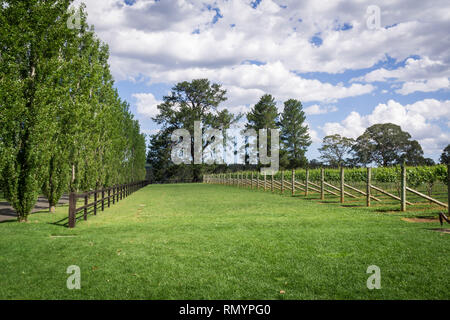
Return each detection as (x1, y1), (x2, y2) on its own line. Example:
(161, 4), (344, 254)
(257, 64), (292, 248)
(251, 172), (254, 189)
(367, 167), (371, 207)
(305, 168), (309, 197)
(68, 192), (76, 228)
(340, 166), (345, 204)
(94, 191), (97, 215)
(271, 174), (274, 193)
(401, 164), (406, 212)
(281, 171), (284, 194)
(112, 186), (115, 204)
(256, 173), (259, 190)
(101, 189), (105, 211)
(108, 188), (111, 208)
(320, 168), (325, 200)
(84, 194), (88, 220)
(291, 169), (295, 196)
(264, 173), (267, 191)
(448, 163), (449, 217)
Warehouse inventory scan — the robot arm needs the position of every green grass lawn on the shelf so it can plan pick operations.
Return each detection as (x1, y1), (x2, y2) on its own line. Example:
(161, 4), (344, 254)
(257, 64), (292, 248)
(0, 184), (449, 299)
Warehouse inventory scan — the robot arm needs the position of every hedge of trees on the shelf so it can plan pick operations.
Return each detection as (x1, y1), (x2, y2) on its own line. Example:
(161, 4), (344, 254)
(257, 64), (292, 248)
(0, 1), (147, 221)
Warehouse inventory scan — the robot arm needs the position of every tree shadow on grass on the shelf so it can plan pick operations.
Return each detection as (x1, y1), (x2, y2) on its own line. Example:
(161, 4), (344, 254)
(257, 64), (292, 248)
(426, 228), (450, 234)
(48, 207), (97, 228)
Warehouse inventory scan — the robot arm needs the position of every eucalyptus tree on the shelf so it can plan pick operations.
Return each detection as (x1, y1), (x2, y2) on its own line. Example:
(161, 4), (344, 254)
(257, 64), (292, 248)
(153, 79), (239, 181)
(352, 123), (424, 166)
(319, 134), (355, 167)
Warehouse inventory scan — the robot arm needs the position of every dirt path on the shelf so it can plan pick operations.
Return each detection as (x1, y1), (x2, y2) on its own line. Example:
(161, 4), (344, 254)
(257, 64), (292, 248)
(0, 195), (69, 222)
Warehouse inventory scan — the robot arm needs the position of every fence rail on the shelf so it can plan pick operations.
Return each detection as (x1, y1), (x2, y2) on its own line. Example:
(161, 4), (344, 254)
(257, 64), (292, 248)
(204, 164), (450, 215)
(68, 180), (149, 228)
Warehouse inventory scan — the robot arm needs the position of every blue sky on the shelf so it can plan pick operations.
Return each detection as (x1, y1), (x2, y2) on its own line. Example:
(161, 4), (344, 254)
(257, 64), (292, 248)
(76, 0), (449, 162)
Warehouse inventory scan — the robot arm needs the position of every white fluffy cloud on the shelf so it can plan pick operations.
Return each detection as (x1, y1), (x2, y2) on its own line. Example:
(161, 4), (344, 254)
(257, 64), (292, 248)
(304, 104), (338, 115)
(353, 56), (450, 95)
(133, 93), (163, 118)
(77, 0), (450, 91)
(322, 99), (450, 156)
(73, 0), (450, 159)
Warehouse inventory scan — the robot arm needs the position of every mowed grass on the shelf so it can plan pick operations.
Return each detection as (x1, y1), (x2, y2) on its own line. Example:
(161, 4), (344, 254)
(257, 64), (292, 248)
(0, 184), (449, 300)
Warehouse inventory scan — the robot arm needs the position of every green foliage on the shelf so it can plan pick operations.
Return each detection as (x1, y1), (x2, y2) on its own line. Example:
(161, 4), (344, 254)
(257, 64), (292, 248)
(246, 94), (279, 130)
(319, 134), (355, 166)
(440, 144), (450, 164)
(151, 79), (241, 182)
(352, 123), (425, 166)
(279, 99), (311, 168)
(0, 1), (146, 219)
(231, 165), (448, 186)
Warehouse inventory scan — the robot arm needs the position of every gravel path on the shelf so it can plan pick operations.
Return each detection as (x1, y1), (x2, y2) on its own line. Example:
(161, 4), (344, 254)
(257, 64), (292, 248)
(0, 195), (69, 222)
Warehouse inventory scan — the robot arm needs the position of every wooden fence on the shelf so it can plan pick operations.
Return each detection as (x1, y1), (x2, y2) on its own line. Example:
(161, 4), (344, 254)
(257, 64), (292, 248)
(68, 180), (149, 228)
(204, 164), (449, 216)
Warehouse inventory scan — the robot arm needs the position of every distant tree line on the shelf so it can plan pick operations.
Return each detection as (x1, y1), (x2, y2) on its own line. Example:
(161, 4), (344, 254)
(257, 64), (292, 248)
(148, 79), (311, 183)
(0, 1), (147, 221)
(147, 79), (447, 183)
(317, 124), (445, 168)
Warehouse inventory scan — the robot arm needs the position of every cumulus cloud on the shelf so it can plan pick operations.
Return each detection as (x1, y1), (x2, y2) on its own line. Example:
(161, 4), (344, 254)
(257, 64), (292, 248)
(353, 56), (450, 95)
(146, 62), (375, 104)
(304, 104), (338, 115)
(78, 0), (450, 79)
(72, 0), (450, 159)
(133, 93), (163, 118)
(322, 99), (450, 156)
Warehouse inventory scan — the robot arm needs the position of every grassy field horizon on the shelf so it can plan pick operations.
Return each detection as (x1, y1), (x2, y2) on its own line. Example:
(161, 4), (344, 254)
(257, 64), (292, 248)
(0, 184), (449, 299)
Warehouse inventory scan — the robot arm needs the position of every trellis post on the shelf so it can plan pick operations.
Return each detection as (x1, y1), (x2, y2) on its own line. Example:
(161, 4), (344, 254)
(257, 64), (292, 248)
(291, 169), (295, 196)
(447, 163), (449, 217)
(320, 168), (325, 200)
(256, 173), (259, 190)
(401, 164), (406, 212)
(271, 173), (274, 193)
(264, 172), (267, 191)
(340, 166), (345, 204)
(366, 167), (371, 207)
(305, 168), (309, 197)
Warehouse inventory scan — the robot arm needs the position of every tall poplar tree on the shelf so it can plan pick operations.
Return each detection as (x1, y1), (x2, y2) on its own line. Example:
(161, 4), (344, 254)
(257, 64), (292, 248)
(0, 0), (73, 221)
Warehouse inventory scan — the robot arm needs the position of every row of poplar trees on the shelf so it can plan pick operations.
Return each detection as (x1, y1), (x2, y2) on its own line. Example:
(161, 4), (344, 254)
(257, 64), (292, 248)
(0, 1), (147, 221)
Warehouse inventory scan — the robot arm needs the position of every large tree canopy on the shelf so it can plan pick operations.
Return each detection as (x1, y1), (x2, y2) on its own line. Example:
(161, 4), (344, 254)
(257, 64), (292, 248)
(352, 123), (424, 166)
(319, 134), (355, 167)
(153, 79), (240, 181)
